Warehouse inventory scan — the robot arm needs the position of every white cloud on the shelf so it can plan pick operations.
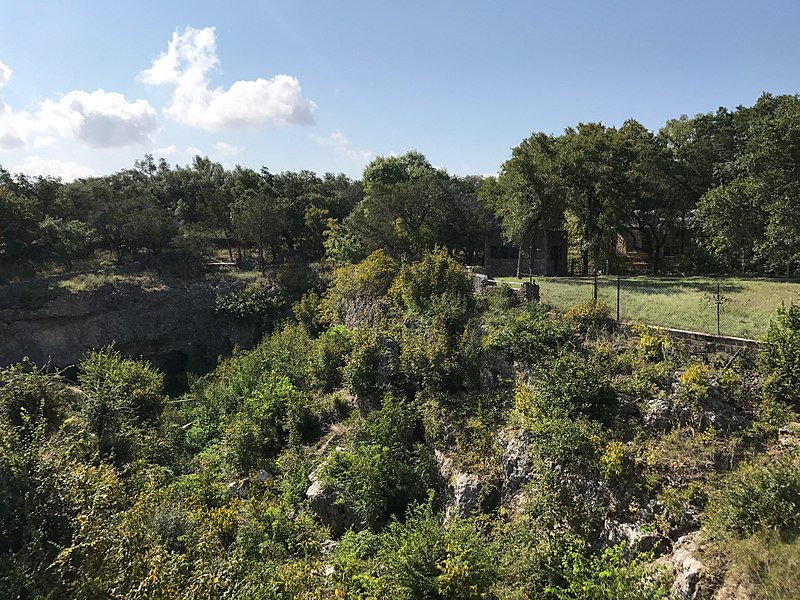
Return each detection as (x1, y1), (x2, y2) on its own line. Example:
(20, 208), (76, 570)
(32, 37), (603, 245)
(12, 155), (95, 181)
(0, 59), (12, 88)
(213, 141), (240, 156)
(0, 101), (28, 149)
(37, 89), (158, 147)
(156, 144), (176, 154)
(32, 135), (55, 148)
(0, 65), (158, 150)
(186, 146), (203, 156)
(141, 27), (316, 130)
(316, 130), (372, 165)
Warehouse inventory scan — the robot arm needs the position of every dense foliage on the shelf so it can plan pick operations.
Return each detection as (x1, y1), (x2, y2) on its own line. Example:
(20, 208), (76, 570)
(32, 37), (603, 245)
(5, 93), (800, 281)
(2, 250), (799, 598)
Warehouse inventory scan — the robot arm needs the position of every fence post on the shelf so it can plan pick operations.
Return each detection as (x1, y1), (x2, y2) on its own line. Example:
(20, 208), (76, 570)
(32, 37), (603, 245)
(616, 275), (621, 322)
(593, 271), (598, 301)
(716, 282), (721, 336)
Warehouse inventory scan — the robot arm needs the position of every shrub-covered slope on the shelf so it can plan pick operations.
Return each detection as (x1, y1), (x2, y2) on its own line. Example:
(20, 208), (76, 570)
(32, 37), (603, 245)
(1, 251), (799, 599)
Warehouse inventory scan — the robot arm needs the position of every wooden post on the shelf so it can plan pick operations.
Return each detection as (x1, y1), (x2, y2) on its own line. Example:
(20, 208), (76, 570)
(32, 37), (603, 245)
(716, 282), (721, 336)
(616, 275), (621, 321)
(593, 271), (598, 301)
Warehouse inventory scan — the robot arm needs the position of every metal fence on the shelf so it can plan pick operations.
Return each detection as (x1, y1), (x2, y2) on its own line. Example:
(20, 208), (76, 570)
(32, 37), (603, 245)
(529, 274), (800, 340)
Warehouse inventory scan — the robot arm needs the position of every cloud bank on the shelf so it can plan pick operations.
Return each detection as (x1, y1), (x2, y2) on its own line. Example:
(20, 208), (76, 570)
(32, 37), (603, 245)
(140, 27), (316, 130)
(0, 59), (158, 149)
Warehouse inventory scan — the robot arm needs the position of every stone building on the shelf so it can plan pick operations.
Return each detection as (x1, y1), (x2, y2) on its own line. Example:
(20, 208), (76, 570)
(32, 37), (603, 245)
(483, 227), (568, 277)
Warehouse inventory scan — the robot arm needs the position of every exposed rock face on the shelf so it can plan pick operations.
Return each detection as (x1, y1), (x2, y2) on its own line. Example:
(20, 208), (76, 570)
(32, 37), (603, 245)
(0, 280), (260, 370)
(669, 532), (711, 600)
(451, 472), (482, 517)
(603, 517), (667, 556)
(643, 388), (748, 433)
(500, 430), (537, 513)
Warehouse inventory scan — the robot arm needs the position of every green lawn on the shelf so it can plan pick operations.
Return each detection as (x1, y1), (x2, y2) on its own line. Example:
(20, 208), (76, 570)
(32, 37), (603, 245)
(498, 276), (800, 340)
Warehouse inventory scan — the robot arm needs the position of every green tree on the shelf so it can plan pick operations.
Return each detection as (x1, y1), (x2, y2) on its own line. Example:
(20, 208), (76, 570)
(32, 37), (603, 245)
(482, 132), (564, 277)
(229, 167), (285, 269)
(558, 123), (630, 275)
(348, 151), (451, 259)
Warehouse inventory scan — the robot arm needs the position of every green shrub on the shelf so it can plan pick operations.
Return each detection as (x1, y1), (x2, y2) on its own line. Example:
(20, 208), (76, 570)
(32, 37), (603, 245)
(79, 347), (164, 424)
(705, 452), (800, 538)
(483, 304), (575, 363)
(716, 529), (800, 600)
(309, 325), (353, 392)
(486, 283), (520, 311)
(759, 302), (800, 409)
(630, 323), (672, 362)
(0, 360), (72, 440)
(215, 280), (283, 325)
(399, 317), (477, 393)
(342, 328), (400, 401)
(547, 541), (670, 600)
(78, 348), (165, 461)
(321, 249), (399, 326)
(565, 299), (612, 333)
(515, 349), (615, 422)
(321, 399), (434, 530)
(377, 500), (499, 599)
(292, 289), (326, 335)
(677, 362), (713, 403)
(389, 248), (475, 326)
(512, 405), (603, 474)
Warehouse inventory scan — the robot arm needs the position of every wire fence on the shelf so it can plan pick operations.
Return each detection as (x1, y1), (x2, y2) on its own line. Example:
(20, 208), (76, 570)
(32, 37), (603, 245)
(520, 274), (800, 340)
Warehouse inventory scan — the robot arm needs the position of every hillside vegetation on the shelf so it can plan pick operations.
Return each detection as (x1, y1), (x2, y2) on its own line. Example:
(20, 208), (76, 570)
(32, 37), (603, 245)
(1, 250), (799, 599)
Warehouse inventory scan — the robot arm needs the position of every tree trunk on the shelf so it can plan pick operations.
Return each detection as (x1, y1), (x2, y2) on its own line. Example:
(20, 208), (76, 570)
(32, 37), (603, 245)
(582, 249), (589, 277)
(515, 242), (523, 278)
(223, 227), (233, 263)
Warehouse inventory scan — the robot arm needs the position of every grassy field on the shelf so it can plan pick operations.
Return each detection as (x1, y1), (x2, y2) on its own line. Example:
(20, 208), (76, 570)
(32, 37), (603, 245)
(498, 275), (800, 340)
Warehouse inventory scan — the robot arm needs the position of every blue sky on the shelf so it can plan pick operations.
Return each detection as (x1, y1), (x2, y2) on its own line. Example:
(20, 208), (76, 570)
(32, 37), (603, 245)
(1, 0), (799, 181)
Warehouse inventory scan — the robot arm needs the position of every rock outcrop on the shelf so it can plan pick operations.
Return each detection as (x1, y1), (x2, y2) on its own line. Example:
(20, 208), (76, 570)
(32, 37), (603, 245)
(0, 278), (261, 371)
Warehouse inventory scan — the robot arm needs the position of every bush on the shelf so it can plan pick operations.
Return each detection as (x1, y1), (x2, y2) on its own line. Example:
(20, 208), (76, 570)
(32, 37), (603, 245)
(759, 302), (800, 409)
(399, 317), (481, 394)
(321, 399), (434, 530)
(292, 289), (326, 336)
(78, 348), (165, 461)
(309, 325), (353, 392)
(678, 362), (713, 403)
(485, 283), (520, 311)
(342, 329), (400, 401)
(547, 541), (670, 600)
(565, 299), (612, 333)
(321, 249), (399, 327)
(515, 349), (615, 422)
(389, 248), (476, 335)
(0, 360), (72, 440)
(377, 500), (499, 599)
(705, 452), (800, 538)
(483, 304), (575, 363)
(631, 323), (672, 362)
(715, 529), (800, 600)
(214, 280), (283, 326)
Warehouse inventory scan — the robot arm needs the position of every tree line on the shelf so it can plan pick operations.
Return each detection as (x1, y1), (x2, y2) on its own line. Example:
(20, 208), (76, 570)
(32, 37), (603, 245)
(2, 92), (800, 279)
